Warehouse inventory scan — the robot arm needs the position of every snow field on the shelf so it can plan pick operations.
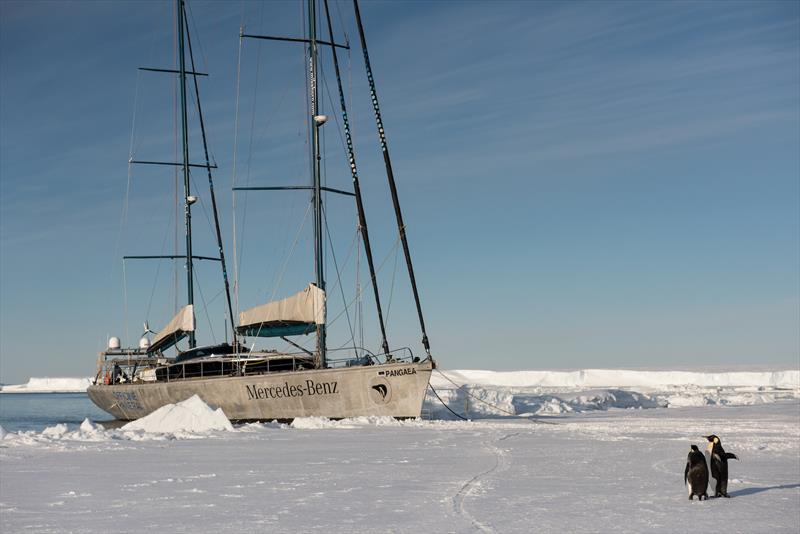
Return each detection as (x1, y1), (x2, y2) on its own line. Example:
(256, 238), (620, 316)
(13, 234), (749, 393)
(1, 397), (799, 533)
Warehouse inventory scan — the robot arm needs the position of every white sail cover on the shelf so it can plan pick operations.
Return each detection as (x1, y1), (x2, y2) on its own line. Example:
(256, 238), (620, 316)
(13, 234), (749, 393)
(149, 304), (195, 353)
(239, 284), (325, 334)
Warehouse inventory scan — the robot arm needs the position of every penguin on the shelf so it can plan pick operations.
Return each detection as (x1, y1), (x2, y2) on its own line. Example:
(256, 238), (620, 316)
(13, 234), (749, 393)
(684, 445), (709, 500)
(705, 434), (739, 497)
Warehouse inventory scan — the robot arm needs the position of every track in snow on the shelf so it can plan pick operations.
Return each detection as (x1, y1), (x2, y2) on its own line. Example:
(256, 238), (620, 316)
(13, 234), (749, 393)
(452, 432), (520, 532)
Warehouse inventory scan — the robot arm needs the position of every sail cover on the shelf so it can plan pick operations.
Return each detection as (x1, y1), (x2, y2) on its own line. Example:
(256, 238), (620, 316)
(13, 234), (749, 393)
(237, 284), (325, 338)
(148, 304), (195, 353)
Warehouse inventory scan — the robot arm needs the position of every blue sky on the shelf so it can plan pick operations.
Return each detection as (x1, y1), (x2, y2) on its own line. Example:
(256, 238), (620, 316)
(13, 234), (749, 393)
(1, 0), (798, 384)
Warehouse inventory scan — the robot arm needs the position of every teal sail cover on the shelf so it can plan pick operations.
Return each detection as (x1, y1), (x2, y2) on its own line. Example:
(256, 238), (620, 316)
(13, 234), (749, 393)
(236, 284), (325, 338)
(237, 322), (316, 338)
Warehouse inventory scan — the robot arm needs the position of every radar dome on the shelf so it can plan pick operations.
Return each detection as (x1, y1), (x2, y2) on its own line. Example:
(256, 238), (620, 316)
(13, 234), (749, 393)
(139, 337), (151, 350)
(108, 337), (121, 350)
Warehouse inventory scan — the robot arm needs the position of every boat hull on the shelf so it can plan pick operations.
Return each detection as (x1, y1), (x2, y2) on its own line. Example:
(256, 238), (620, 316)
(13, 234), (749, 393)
(87, 360), (432, 421)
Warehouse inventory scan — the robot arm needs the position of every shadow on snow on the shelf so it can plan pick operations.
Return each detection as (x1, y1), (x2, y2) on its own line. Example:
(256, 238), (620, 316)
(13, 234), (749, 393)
(729, 483), (800, 497)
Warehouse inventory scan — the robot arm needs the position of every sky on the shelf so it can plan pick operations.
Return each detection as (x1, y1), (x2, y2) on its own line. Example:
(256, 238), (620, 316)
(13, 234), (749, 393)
(0, 0), (798, 384)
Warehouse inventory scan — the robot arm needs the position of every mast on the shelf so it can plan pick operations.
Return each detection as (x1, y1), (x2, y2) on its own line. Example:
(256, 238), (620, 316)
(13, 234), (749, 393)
(177, 0), (195, 349)
(308, 0), (327, 367)
(322, 0), (389, 356)
(352, 0), (431, 357)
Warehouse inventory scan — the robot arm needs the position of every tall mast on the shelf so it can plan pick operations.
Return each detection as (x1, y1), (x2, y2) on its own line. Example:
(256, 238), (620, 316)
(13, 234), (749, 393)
(353, 0), (430, 357)
(177, 0), (195, 348)
(308, 0), (326, 367)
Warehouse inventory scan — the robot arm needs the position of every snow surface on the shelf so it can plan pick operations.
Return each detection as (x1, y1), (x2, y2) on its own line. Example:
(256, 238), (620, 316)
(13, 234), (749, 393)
(1, 399), (798, 533)
(0, 377), (92, 393)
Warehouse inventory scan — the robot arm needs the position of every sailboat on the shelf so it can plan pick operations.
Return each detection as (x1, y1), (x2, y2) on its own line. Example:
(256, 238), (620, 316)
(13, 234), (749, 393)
(87, 0), (435, 421)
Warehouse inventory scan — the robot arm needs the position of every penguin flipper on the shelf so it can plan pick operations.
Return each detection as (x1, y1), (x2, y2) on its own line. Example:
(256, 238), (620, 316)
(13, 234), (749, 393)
(684, 462), (689, 484)
(725, 452), (738, 460)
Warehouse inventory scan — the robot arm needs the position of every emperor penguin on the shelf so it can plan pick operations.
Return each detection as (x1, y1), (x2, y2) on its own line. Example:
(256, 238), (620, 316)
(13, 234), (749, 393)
(684, 445), (709, 500)
(705, 434), (739, 497)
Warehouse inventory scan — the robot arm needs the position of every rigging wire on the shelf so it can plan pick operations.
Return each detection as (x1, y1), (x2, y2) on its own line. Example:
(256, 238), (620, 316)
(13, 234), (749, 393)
(231, 24), (245, 318)
(118, 71), (141, 346)
(301, 0), (313, 211)
(144, 212), (175, 322)
(115, 36), (152, 340)
(320, 69), (352, 168)
(185, 168), (234, 333)
(122, 259), (129, 345)
(185, 3), (210, 77)
(273, 230), (395, 356)
(356, 229), (364, 353)
(192, 264), (217, 343)
(347, 25), (353, 144)
(235, 2), (267, 307)
(188, 172), (220, 251)
(326, 234), (400, 330)
(337, 4), (362, 352)
(268, 202), (313, 304)
(333, 0), (350, 47)
(117, 1), (176, 344)
(320, 224), (358, 297)
(322, 204), (357, 356)
(383, 237), (400, 331)
(272, 226), (359, 356)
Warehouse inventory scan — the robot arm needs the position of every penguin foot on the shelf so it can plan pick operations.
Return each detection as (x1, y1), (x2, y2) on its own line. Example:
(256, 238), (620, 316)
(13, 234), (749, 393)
(722, 493), (730, 498)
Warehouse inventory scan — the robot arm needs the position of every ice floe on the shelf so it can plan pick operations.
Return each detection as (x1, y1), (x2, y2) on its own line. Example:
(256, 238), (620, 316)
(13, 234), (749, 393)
(0, 377), (92, 393)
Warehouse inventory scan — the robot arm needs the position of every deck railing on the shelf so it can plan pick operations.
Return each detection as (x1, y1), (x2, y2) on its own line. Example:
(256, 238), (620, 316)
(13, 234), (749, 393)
(98, 346), (417, 385)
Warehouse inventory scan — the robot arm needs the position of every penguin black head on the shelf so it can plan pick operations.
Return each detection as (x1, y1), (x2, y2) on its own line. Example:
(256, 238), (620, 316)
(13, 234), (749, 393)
(705, 435), (722, 453)
(690, 445), (700, 453)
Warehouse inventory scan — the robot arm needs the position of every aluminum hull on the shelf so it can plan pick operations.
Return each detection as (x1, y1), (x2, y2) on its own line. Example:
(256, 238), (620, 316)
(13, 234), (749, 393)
(87, 360), (432, 421)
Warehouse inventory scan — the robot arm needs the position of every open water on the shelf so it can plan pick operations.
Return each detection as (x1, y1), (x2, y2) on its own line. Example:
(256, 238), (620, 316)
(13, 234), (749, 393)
(0, 393), (110, 432)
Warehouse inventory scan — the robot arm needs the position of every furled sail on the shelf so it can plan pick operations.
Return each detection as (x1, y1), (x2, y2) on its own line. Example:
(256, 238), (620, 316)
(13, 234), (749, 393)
(148, 304), (195, 353)
(237, 284), (325, 338)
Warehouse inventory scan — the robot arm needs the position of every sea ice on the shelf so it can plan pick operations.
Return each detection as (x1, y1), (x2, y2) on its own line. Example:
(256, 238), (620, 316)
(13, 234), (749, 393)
(1, 402), (797, 533)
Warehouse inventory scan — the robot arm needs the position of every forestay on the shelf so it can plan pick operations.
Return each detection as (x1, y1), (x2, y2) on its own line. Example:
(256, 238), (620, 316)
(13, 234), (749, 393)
(237, 283), (325, 338)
